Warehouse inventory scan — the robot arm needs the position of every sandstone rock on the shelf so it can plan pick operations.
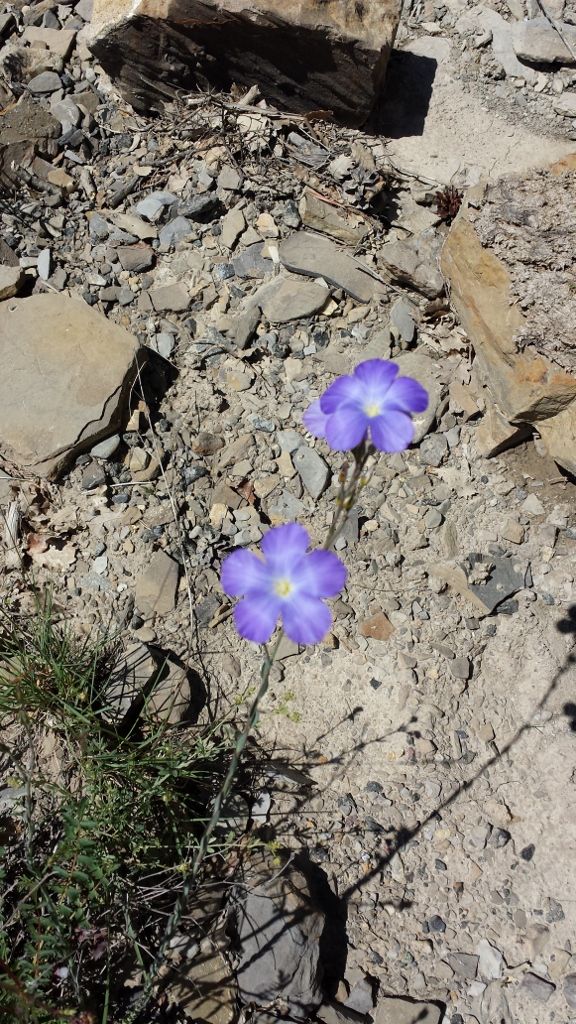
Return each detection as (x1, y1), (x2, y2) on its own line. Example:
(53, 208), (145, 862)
(360, 612), (394, 641)
(441, 174), (576, 476)
(474, 407), (532, 458)
(260, 274), (330, 324)
(88, 0), (402, 126)
(373, 996), (442, 1024)
(0, 295), (141, 479)
(299, 189), (367, 244)
(0, 265), (25, 300)
(135, 550), (179, 618)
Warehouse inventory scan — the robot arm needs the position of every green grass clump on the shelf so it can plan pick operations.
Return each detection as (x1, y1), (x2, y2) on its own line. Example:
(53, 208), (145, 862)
(0, 597), (233, 1024)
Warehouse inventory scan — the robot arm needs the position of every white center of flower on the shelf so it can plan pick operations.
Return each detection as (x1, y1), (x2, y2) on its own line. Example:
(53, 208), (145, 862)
(274, 578), (293, 598)
(363, 402), (381, 419)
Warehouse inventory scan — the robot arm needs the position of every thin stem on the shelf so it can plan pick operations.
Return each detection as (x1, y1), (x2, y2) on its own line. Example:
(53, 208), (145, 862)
(125, 630), (284, 1021)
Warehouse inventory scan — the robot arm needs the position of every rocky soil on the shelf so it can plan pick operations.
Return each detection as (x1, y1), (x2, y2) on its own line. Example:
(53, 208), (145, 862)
(2, 1), (576, 1023)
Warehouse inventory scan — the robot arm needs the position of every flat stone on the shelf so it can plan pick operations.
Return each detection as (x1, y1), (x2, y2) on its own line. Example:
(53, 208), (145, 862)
(419, 432), (448, 466)
(389, 296), (417, 345)
(27, 70), (62, 94)
(0, 264), (25, 300)
(474, 407), (532, 458)
(88, 0), (402, 126)
(513, 18), (576, 66)
(299, 188), (367, 244)
(0, 295), (141, 479)
(447, 953), (479, 980)
(235, 853), (325, 1019)
(379, 233), (444, 298)
(110, 212), (157, 239)
(149, 281), (189, 312)
(521, 973), (556, 1003)
(464, 552), (530, 615)
(91, 434), (120, 459)
(37, 248), (51, 281)
(450, 657), (471, 681)
(260, 274), (330, 324)
(135, 550), (179, 618)
(135, 191), (177, 221)
(158, 215), (195, 250)
(292, 445), (330, 499)
(563, 973), (576, 1009)
(360, 612), (395, 641)
(221, 206), (246, 250)
(116, 244), (154, 272)
(22, 27), (77, 60)
(81, 462), (106, 490)
(279, 232), (387, 303)
(372, 996), (442, 1024)
(233, 243), (273, 279)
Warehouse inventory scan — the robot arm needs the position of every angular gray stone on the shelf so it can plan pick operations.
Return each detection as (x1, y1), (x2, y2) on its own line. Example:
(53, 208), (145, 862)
(0, 295), (141, 479)
(135, 550), (179, 618)
(379, 233), (444, 298)
(158, 216), (195, 250)
(419, 432), (448, 466)
(447, 953), (479, 979)
(513, 18), (576, 66)
(563, 973), (576, 1009)
(260, 275), (329, 324)
(279, 232), (387, 303)
(521, 973), (556, 1003)
(27, 70), (62, 94)
(235, 854), (325, 1019)
(390, 296), (417, 346)
(88, 0), (402, 127)
(292, 445), (330, 499)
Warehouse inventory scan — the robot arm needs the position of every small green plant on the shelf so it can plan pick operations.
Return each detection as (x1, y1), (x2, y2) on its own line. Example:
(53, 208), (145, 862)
(0, 596), (234, 1023)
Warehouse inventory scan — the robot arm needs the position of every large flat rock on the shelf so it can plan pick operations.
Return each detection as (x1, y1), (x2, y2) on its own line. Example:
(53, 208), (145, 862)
(441, 157), (576, 476)
(88, 0), (402, 126)
(0, 295), (142, 479)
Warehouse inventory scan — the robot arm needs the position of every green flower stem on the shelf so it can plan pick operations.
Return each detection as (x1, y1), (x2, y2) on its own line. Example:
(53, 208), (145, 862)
(129, 630), (284, 1020)
(324, 441), (374, 551)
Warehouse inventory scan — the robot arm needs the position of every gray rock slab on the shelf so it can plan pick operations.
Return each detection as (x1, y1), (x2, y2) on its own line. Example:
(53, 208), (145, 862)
(292, 445), (330, 499)
(158, 216), (195, 250)
(261, 274), (329, 324)
(521, 972), (556, 1002)
(279, 232), (387, 303)
(27, 70), (62, 94)
(0, 295), (141, 479)
(379, 233), (444, 298)
(513, 17), (576, 66)
(135, 550), (179, 618)
(235, 856), (325, 1019)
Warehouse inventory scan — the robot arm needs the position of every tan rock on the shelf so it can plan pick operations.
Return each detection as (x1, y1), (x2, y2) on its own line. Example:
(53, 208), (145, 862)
(0, 264), (25, 301)
(135, 550), (179, 618)
(0, 295), (141, 479)
(359, 611), (395, 641)
(474, 407), (532, 458)
(442, 183), (576, 475)
(88, 0), (402, 126)
(299, 188), (368, 244)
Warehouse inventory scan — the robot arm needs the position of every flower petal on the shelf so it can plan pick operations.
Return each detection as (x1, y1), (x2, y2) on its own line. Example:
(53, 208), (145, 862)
(325, 405), (368, 451)
(354, 359), (398, 393)
(234, 594), (280, 643)
(261, 523), (309, 575)
(221, 549), (268, 597)
(320, 374), (362, 414)
(299, 550), (347, 598)
(370, 409), (415, 452)
(303, 399), (329, 438)
(386, 376), (429, 414)
(281, 593), (332, 645)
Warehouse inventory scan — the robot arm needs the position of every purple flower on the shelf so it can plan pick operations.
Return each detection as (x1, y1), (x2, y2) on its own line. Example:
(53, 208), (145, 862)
(303, 358), (428, 452)
(221, 523), (346, 645)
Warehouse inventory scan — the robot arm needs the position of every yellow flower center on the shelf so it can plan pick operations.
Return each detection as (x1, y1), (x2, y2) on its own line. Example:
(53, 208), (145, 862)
(274, 578), (293, 598)
(364, 402), (381, 419)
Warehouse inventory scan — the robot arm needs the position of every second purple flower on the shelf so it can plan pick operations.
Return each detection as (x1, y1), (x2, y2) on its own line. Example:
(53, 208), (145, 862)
(304, 358), (428, 453)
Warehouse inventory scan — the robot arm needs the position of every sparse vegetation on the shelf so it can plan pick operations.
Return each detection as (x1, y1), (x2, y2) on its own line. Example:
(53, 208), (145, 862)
(0, 596), (236, 1024)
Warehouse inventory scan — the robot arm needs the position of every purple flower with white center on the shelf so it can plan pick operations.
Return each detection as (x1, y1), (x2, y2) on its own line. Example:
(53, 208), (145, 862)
(221, 523), (346, 645)
(303, 358), (428, 453)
